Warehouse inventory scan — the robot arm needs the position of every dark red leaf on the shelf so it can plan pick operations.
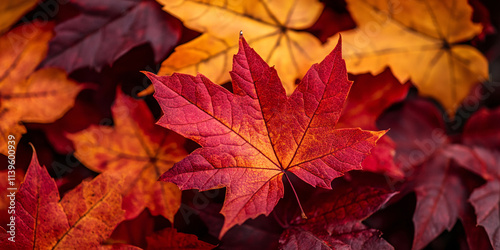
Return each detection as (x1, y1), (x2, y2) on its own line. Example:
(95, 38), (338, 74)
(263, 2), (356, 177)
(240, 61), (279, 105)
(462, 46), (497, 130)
(378, 98), (490, 249)
(146, 228), (214, 249)
(409, 152), (469, 250)
(378, 99), (449, 173)
(280, 177), (395, 250)
(462, 107), (500, 148)
(40, 0), (181, 72)
(338, 68), (410, 178)
(459, 201), (493, 250)
(446, 145), (500, 249)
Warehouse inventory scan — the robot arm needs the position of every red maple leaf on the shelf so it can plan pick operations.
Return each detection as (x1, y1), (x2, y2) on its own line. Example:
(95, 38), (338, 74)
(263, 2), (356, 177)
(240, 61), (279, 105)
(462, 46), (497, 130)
(442, 106), (500, 249)
(408, 152), (471, 250)
(338, 68), (410, 178)
(381, 100), (457, 250)
(0, 149), (124, 248)
(145, 35), (385, 237)
(279, 176), (395, 249)
(463, 149), (500, 250)
(445, 145), (500, 249)
(379, 99), (492, 249)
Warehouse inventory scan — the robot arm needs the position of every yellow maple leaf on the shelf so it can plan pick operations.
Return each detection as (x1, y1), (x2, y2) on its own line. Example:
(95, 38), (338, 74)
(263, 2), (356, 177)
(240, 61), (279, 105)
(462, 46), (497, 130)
(0, 0), (38, 34)
(332, 0), (488, 116)
(0, 22), (84, 155)
(141, 0), (326, 95)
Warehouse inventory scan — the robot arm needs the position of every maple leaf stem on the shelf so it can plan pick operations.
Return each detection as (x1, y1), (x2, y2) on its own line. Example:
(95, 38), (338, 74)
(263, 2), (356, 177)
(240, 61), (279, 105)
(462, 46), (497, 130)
(283, 172), (307, 219)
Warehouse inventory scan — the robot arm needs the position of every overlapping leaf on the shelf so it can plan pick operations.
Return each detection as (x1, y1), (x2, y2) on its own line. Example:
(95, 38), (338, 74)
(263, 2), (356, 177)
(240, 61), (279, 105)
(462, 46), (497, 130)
(337, 68), (409, 178)
(382, 100), (456, 250)
(142, 0), (329, 95)
(463, 148), (500, 250)
(378, 99), (449, 172)
(444, 145), (500, 250)
(0, 0), (37, 34)
(0, 22), (84, 156)
(334, 0), (488, 116)
(146, 36), (385, 237)
(0, 149), (124, 249)
(409, 152), (473, 250)
(379, 99), (491, 249)
(279, 178), (395, 250)
(146, 228), (215, 249)
(462, 107), (500, 148)
(40, 0), (181, 73)
(69, 90), (186, 222)
(186, 192), (283, 248)
(443, 107), (500, 249)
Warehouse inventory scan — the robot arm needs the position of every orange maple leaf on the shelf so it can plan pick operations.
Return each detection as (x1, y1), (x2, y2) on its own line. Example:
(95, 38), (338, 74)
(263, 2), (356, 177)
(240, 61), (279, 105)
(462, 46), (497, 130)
(140, 0), (329, 96)
(69, 89), (187, 222)
(0, 22), (84, 155)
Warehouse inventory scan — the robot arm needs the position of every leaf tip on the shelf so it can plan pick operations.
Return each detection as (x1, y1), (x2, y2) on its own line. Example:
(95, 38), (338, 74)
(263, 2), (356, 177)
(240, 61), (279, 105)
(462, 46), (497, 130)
(140, 70), (154, 77)
(238, 31), (252, 52)
(374, 129), (389, 140)
(334, 33), (342, 55)
(27, 143), (40, 167)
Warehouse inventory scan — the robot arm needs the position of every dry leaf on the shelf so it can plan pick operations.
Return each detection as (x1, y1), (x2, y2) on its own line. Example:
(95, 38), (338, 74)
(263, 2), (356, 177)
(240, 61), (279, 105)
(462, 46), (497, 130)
(69, 89), (186, 222)
(0, 22), (84, 155)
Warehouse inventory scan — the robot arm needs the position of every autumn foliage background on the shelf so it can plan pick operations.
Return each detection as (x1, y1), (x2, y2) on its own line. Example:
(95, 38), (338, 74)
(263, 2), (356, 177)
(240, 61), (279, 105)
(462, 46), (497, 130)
(0, 0), (500, 249)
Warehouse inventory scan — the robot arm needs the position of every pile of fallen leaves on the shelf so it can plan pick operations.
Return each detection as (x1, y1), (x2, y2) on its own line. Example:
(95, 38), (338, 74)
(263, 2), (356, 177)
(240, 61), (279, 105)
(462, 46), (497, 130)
(0, 0), (499, 249)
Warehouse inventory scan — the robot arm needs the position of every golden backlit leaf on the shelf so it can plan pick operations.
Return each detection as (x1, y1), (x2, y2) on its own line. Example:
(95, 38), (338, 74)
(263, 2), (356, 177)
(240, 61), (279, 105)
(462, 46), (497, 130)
(142, 0), (326, 95)
(0, 22), (84, 155)
(332, 0), (488, 116)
